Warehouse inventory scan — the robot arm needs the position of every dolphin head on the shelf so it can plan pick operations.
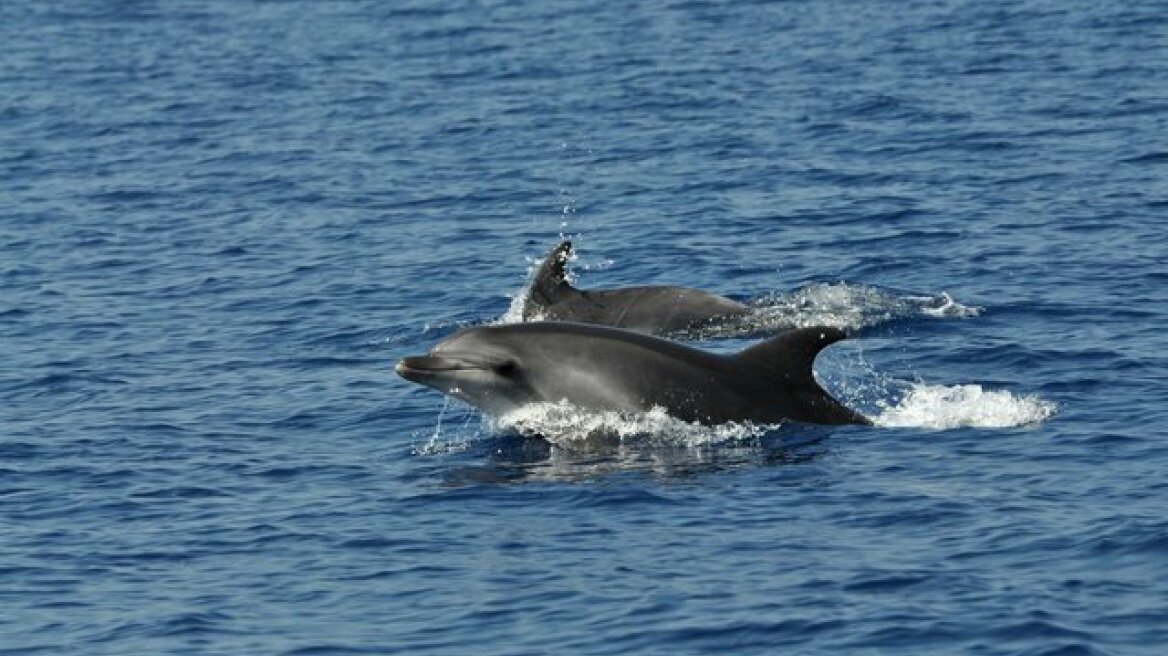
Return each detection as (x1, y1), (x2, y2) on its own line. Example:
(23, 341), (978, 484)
(396, 326), (540, 415)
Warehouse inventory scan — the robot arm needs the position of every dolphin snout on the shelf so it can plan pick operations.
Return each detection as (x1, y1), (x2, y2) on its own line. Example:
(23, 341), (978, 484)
(396, 355), (429, 372)
(394, 358), (414, 378)
(395, 354), (489, 381)
(396, 355), (441, 381)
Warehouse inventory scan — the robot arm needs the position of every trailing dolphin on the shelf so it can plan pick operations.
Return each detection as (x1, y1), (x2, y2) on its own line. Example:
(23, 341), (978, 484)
(396, 322), (871, 426)
(520, 241), (749, 336)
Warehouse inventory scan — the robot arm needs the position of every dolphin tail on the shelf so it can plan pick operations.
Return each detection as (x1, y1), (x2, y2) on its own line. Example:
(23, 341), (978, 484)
(736, 326), (872, 425)
(522, 240), (575, 320)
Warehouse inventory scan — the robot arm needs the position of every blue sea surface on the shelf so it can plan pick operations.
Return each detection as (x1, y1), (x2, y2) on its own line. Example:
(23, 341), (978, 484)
(3, 1), (1167, 654)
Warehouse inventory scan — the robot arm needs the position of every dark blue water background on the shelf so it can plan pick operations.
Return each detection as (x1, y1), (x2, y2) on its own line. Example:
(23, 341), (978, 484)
(3, 1), (1167, 654)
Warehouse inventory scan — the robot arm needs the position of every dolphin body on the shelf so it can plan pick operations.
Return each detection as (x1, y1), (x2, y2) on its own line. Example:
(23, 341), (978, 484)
(396, 322), (870, 426)
(520, 241), (749, 336)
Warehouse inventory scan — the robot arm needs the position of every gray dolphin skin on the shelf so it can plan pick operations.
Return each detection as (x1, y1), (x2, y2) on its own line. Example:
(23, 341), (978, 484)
(521, 241), (749, 335)
(396, 322), (871, 426)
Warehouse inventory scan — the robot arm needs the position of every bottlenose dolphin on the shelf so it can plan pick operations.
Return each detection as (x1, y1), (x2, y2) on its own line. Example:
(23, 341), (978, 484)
(520, 241), (749, 335)
(396, 322), (870, 426)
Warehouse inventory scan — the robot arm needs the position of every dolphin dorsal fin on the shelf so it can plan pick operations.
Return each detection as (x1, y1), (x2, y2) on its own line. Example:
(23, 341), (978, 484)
(735, 326), (849, 387)
(523, 241), (575, 319)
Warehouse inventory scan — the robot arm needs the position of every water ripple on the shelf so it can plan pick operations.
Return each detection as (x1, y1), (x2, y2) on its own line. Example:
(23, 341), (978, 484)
(2, 1), (1166, 654)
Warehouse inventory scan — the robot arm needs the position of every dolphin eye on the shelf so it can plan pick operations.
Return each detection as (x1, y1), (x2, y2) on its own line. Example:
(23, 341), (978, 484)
(494, 361), (518, 377)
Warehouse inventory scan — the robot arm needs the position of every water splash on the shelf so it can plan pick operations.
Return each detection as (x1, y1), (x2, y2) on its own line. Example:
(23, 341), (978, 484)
(496, 249), (547, 325)
(873, 383), (1057, 429)
(824, 346), (1057, 430)
(498, 279), (532, 325)
(411, 398), (481, 456)
(492, 401), (771, 451)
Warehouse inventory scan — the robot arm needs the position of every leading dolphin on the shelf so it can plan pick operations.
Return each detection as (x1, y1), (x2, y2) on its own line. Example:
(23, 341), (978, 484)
(396, 322), (870, 426)
(520, 241), (749, 336)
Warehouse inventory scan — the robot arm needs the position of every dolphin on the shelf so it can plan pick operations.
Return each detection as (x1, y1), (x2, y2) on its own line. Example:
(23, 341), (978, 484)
(520, 241), (750, 335)
(396, 322), (871, 426)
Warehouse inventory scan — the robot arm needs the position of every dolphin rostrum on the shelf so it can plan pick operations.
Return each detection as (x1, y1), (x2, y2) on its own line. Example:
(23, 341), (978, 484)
(520, 241), (749, 335)
(396, 322), (870, 426)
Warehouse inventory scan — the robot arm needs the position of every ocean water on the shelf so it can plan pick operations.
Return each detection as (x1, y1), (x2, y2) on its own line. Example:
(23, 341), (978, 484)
(3, 0), (1167, 654)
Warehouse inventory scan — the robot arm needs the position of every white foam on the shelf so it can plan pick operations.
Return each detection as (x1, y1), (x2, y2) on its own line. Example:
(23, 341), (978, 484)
(916, 291), (983, 319)
(496, 252), (544, 324)
(492, 400), (770, 450)
(498, 279), (532, 324)
(873, 383), (1056, 429)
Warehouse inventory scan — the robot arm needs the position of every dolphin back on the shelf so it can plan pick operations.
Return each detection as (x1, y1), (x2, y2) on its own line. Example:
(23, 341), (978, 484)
(520, 240), (749, 335)
(735, 327), (871, 425)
